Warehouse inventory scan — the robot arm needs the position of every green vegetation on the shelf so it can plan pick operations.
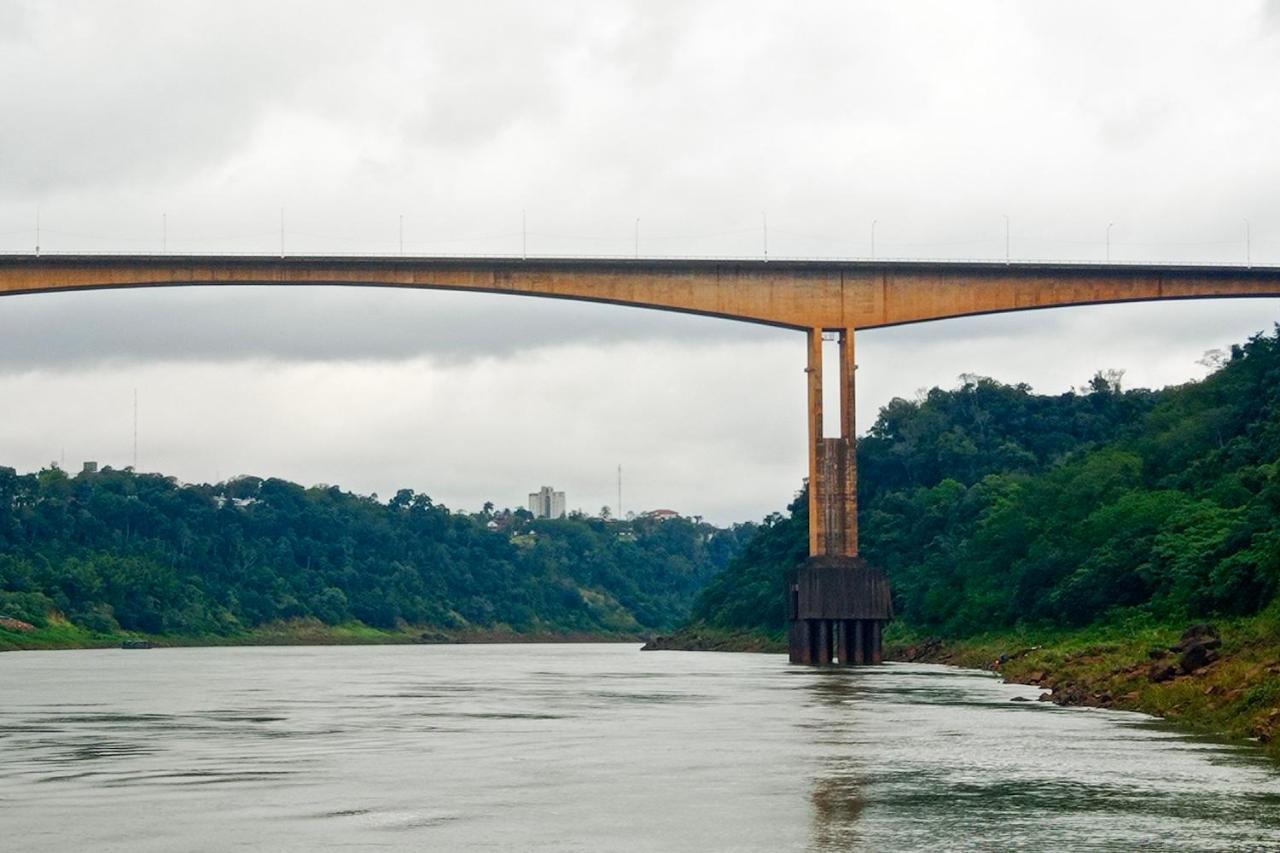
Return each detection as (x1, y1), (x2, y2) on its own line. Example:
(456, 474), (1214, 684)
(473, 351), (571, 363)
(0, 468), (753, 648)
(691, 327), (1280, 639)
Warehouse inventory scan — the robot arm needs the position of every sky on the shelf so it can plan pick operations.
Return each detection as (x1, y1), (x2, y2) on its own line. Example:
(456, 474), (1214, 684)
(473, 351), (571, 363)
(1, 0), (1279, 524)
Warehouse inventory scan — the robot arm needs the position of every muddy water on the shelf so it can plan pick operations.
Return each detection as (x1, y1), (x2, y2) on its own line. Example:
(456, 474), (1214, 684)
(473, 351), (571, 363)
(2, 644), (1279, 851)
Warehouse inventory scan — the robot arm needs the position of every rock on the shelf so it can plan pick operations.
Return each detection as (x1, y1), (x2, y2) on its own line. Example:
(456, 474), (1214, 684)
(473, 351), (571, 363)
(1178, 642), (1219, 674)
(1172, 623), (1221, 653)
(898, 638), (944, 662)
(1252, 710), (1280, 743)
(1037, 692), (1053, 702)
(0, 616), (36, 632)
(640, 634), (676, 651)
(1010, 696), (1031, 702)
(1148, 661), (1179, 683)
(1052, 684), (1090, 706)
(1148, 647), (1169, 660)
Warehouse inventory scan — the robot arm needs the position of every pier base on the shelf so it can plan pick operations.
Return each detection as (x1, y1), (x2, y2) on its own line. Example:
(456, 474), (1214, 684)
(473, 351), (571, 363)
(788, 556), (892, 665)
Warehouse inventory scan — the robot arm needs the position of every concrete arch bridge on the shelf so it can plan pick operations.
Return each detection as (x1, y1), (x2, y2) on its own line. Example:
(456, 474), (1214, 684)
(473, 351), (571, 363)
(3, 254), (1278, 664)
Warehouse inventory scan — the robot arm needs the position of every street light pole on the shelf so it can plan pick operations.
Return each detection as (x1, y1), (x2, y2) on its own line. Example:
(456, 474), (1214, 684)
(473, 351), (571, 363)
(1004, 214), (1010, 263)
(1246, 219), (1252, 267)
(871, 219), (877, 260)
(1106, 222), (1114, 263)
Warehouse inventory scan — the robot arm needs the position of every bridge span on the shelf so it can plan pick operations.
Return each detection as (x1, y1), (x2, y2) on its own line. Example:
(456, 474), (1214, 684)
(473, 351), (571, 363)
(2, 254), (1278, 329)
(4, 254), (1279, 665)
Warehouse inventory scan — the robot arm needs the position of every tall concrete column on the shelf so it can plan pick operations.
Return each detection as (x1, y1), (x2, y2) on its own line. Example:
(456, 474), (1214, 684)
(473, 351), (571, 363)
(790, 326), (893, 666)
(838, 328), (858, 557)
(806, 327), (825, 557)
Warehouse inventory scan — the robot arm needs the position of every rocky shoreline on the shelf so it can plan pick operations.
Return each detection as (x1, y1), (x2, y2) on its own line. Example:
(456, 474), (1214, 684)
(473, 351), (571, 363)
(894, 621), (1280, 754)
(645, 619), (1280, 757)
(0, 616), (645, 653)
(641, 626), (786, 653)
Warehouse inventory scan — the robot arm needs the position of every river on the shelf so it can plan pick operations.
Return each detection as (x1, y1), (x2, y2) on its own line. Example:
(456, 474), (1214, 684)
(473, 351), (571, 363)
(2, 644), (1279, 851)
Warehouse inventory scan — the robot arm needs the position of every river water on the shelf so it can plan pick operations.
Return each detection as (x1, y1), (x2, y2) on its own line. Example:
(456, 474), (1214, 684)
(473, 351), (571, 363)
(2, 644), (1279, 851)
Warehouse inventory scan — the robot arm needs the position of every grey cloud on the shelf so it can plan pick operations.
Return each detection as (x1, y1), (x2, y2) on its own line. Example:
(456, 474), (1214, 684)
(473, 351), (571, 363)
(3, 1), (1280, 522)
(0, 2), (29, 42)
(0, 2), (400, 194)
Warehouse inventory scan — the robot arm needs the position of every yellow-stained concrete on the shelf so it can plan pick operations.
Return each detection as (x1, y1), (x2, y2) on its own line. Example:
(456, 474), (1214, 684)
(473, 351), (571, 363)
(2, 255), (1278, 330)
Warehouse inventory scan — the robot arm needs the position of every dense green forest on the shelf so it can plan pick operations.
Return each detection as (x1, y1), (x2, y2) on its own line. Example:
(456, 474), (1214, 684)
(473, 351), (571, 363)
(0, 468), (752, 639)
(692, 327), (1280, 638)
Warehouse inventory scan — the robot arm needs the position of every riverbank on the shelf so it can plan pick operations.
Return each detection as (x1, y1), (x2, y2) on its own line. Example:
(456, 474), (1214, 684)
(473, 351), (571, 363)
(647, 616), (1280, 758)
(892, 617), (1280, 755)
(640, 624), (786, 653)
(0, 615), (641, 653)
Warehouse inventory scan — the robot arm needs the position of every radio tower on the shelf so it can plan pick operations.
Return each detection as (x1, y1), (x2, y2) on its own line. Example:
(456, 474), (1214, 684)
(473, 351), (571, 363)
(617, 464), (623, 520)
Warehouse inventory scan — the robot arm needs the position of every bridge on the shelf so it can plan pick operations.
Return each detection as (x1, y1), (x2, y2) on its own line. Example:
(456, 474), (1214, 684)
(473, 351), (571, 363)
(4, 254), (1279, 664)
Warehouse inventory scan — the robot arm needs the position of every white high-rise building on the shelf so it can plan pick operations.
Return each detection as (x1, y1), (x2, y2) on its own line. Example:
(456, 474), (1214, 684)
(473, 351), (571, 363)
(528, 486), (566, 519)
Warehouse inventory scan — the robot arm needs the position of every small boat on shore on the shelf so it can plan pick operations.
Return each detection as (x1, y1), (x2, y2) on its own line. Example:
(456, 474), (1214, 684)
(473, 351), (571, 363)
(120, 639), (154, 650)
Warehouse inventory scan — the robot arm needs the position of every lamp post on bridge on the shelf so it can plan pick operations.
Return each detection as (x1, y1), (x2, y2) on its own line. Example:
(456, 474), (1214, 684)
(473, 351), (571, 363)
(1107, 222), (1114, 263)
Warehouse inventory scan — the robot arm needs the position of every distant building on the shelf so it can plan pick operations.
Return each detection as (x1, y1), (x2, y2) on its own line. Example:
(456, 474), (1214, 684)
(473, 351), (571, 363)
(528, 486), (566, 519)
(642, 508), (681, 521)
(81, 461), (98, 475)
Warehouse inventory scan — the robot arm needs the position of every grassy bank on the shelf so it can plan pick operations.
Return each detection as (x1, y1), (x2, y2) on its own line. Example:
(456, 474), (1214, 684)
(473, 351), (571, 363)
(0, 615), (641, 653)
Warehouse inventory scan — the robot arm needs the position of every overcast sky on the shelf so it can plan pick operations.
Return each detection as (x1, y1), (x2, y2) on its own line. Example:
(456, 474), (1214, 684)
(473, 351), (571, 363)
(2, 1), (1279, 523)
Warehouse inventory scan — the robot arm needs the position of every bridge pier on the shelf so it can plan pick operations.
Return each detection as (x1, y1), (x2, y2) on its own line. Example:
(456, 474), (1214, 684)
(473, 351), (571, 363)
(788, 328), (893, 665)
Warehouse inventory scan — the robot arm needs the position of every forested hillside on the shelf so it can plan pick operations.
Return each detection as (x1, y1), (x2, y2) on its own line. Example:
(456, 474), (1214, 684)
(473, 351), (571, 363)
(0, 469), (751, 640)
(692, 327), (1280, 638)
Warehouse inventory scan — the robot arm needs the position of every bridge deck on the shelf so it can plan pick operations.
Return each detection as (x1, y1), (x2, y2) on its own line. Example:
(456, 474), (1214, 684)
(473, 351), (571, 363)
(1, 255), (1278, 330)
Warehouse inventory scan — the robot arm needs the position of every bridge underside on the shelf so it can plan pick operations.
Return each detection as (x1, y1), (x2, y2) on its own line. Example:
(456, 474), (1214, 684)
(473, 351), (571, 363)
(2, 255), (1278, 330)
(2, 255), (1277, 666)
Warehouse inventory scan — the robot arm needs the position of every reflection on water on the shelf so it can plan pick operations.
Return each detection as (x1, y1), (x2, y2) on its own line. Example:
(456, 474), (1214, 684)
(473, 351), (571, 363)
(1, 645), (1279, 851)
(805, 672), (867, 850)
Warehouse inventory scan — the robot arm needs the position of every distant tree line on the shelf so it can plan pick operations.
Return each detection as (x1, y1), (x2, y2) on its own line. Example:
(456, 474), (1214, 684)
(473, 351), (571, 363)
(0, 466), (753, 637)
(692, 327), (1280, 637)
